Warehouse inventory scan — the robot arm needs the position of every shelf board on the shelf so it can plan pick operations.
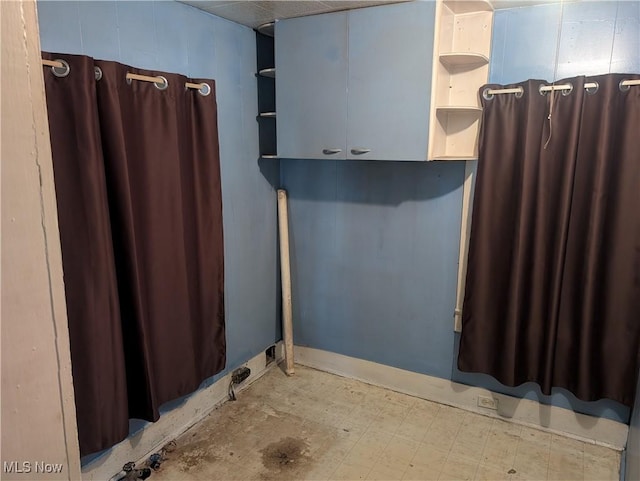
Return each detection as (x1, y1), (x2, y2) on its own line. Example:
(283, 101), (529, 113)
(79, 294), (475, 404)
(436, 106), (482, 114)
(431, 155), (478, 161)
(443, 0), (493, 14)
(439, 52), (489, 68)
(258, 68), (276, 78)
(256, 22), (275, 37)
(258, 112), (276, 118)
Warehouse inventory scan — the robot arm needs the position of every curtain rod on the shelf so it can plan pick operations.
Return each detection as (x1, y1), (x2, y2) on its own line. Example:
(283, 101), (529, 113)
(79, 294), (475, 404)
(42, 58), (211, 96)
(485, 79), (640, 97)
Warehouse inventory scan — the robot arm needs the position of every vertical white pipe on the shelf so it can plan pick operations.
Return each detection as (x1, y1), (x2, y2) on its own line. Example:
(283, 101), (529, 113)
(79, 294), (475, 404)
(454, 160), (477, 333)
(277, 189), (295, 376)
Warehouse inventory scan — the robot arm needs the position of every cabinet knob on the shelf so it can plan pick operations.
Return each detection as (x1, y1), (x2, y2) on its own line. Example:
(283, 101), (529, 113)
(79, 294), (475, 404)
(322, 148), (342, 155)
(350, 148), (372, 155)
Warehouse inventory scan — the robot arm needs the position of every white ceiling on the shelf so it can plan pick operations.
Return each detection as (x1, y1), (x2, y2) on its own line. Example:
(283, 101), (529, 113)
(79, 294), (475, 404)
(180, 1), (412, 29)
(179, 0), (564, 31)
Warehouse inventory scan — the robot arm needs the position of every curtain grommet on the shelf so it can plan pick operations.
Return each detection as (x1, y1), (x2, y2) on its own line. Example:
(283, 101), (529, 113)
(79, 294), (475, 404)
(198, 83), (211, 97)
(585, 81), (599, 95)
(51, 59), (70, 78)
(154, 76), (169, 91)
(515, 87), (524, 98)
(619, 79), (631, 92)
(94, 66), (103, 81)
(561, 83), (574, 96)
(482, 88), (494, 101)
(538, 84), (548, 96)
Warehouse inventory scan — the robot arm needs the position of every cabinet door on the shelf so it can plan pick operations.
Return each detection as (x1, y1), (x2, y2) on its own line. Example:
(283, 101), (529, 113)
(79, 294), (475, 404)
(276, 12), (348, 160)
(346, 2), (435, 161)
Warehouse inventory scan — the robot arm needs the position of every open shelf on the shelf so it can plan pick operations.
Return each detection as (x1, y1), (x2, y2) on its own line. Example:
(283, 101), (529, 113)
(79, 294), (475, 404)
(439, 52), (488, 68)
(428, 0), (493, 161)
(443, 0), (493, 14)
(432, 108), (482, 160)
(258, 68), (276, 78)
(432, 155), (478, 161)
(436, 106), (482, 114)
(256, 22), (275, 37)
(256, 22), (277, 161)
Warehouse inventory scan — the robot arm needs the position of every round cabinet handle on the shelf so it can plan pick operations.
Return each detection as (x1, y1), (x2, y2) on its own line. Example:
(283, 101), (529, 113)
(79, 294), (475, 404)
(350, 148), (372, 155)
(322, 148), (342, 155)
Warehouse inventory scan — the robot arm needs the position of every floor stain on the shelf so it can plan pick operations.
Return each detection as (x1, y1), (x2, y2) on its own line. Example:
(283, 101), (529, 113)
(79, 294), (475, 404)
(151, 391), (325, 479)
(260, 437), (310, 472)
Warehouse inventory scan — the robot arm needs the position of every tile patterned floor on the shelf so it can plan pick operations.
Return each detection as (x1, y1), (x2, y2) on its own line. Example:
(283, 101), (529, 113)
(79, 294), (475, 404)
(151, 365), (620, 481)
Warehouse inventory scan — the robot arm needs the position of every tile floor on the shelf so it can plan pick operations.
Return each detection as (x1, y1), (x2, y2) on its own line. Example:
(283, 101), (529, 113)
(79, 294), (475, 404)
(151, 365), (620, 481)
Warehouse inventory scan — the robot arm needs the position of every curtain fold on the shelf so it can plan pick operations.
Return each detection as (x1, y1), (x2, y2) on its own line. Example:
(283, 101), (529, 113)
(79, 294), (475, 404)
(556, 74), (640, 405)
(42, 52), (225, 455)
(94, 60), (226, 421)
(42, 52), (130, 454)
(459, 74), (640, 407)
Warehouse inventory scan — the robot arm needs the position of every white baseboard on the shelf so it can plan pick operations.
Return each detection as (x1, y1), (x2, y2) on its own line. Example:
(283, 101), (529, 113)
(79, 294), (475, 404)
(294, 346), (628, 451)
(82, 342), (284, 481)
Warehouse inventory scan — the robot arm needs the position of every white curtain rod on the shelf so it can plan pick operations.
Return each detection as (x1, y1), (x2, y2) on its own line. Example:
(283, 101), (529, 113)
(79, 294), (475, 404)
(42, 58), (211, 96)
(485, 79), (640, 97)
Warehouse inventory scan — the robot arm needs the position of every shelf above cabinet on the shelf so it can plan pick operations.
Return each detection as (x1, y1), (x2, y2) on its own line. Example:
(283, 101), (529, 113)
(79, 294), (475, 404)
(436, 106), (482, 114)
(258, 68), (276, 78)
(443, 0), (493, 14)
(439, 52), (488, 69)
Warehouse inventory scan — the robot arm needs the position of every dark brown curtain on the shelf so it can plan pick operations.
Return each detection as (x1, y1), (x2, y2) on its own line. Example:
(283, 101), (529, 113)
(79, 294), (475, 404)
(459, 73), (640, 407)
(43, 52), (129, 456)
(42, 53), (225, 455)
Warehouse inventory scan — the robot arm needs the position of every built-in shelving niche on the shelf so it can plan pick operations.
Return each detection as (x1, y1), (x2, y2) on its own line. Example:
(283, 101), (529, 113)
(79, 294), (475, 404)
(256, 22), (277, 160)
(429, 0), (493, 161)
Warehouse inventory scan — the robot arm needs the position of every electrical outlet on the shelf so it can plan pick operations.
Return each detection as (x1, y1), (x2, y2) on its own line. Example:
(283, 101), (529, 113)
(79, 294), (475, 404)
(477, 396), (498, 410)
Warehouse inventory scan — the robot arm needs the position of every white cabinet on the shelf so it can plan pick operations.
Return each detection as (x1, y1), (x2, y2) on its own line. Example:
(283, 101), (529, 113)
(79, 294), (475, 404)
(276, 2), (436, 161)
(428, 0), (494, 160)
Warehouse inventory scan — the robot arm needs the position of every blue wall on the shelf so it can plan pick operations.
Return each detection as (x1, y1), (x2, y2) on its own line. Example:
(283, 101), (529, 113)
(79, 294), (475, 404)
(491, 1), (639, 84)
(281, 0), (639, 424)
(625, 368), (640, 480)
(37, 0), (280, 440)
(281, 160), (464, 378)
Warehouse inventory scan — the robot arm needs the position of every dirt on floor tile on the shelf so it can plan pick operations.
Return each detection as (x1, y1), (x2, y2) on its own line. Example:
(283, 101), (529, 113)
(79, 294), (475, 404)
(260, 436), (310, 472)
(177, 447), (219, 472)
(147, 365), (622, 481)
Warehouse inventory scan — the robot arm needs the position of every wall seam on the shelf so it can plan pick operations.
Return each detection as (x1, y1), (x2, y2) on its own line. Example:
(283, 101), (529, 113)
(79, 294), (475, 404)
(608, 1), (620, 73)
